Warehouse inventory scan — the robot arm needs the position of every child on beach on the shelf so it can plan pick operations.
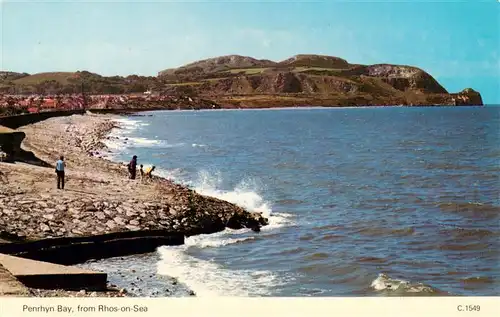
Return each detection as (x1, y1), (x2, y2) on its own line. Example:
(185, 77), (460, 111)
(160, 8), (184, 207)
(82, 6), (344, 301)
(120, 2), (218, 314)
(144, 165), (156, 179)
(139, 164), (144, 182)
(55, 156), (65, 189)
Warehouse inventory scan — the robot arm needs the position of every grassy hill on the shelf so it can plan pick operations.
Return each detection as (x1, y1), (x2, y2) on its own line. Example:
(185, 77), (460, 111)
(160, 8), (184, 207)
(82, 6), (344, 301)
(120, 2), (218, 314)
(12, 72), (79, 85)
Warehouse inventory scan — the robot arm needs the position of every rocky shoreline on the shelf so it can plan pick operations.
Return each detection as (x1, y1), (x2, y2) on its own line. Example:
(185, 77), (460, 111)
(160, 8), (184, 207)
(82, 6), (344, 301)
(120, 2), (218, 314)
(0, 112), (269, 296)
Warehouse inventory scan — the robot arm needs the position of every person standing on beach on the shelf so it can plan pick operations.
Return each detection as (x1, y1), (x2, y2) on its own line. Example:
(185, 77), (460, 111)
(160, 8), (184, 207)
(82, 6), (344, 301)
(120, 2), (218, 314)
(139, 164), (145, 182)
(55, 156), (65, 189)
(128, 155), (138, 179)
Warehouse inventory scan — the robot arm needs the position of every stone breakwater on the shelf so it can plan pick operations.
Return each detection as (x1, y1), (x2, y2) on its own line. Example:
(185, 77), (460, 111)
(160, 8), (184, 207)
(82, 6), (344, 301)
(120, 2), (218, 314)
(0, 113), (268, 243)
(0, 189), (267, 240)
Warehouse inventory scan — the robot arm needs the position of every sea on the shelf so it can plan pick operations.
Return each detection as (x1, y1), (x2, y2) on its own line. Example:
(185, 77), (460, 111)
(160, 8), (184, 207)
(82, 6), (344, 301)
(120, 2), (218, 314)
(78, 106), (499, 297)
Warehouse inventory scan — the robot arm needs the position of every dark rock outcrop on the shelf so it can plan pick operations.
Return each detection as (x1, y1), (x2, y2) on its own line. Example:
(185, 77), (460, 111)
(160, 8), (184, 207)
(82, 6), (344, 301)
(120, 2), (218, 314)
(454, 88), (483, 105)
(0, 128), (26, 162)
(226, 212), (269, 232)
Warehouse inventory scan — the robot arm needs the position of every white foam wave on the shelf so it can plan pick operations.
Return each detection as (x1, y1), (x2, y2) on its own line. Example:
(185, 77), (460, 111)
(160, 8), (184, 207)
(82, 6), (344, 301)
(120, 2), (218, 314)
(101, 137), (125, 151)
(154, 167), (185, 182)
(193, 171), (295, 230)
(371, 273), (439, 294)
(102, 136), (166, 151)
(102, 118), (160, 149)
(262, 212), (295, 231)
(154, 167), (294, 233)
(103, 119), (185, 152)
(101, 118), (144, 151)
(156, 169), (296, 231)
(157, 245), (286, 297)
(185, 230), (255, 249)
(126, 137), (162, 147)
(192, 171), (272, 212)
(114, 118), (149, 128)
(191, 143), (207, 147)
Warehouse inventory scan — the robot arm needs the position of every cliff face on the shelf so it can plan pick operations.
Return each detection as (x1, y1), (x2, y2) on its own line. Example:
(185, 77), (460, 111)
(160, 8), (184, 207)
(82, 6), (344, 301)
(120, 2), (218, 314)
(178, 66), (448, 96)
(364, 64), (448, 94)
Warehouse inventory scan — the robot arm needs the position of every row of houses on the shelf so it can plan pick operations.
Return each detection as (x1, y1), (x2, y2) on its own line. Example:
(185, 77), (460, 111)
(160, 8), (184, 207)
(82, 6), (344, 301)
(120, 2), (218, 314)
(0, 93), (179, 113)
(0, 94), (85, 113)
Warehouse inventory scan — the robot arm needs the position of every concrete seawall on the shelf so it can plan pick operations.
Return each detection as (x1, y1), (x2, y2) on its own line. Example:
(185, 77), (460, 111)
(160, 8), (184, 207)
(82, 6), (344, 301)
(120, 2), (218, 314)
(0, 127), (26, 159)
(0, 127), (51, 166)
(0, 108), (170, 130)
(0, 230), (184, 266)
(0, 110), (86, 130)
(0, 254), (108, 291)
(0, 263), (30, 296)
(0, 109), (145, 163)
(1, 111), (85, 162)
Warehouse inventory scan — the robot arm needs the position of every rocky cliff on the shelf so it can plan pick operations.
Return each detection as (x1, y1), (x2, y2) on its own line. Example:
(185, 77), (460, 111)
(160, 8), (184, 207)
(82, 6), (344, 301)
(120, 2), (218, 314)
(157, 54), (483, 107)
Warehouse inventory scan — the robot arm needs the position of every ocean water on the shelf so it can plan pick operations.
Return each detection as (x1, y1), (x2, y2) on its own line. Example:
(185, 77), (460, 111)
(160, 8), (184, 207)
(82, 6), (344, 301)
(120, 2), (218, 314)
(86, 107), (499, 296)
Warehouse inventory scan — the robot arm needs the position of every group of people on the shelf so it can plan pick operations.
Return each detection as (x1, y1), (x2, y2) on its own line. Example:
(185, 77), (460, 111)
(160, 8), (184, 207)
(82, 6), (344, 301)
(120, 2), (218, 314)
(127, 155), (156, 182)
(52, 154), (156, 190)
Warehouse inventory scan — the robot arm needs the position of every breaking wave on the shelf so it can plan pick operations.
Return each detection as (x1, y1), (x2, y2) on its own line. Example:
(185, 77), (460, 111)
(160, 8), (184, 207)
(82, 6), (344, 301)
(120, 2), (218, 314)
(185, 170), (295, 230)
(155, 170), (295, 296)
(184, 229), (255, 249)
(371, 273), (444, 295)
(157, 244), (287, 296)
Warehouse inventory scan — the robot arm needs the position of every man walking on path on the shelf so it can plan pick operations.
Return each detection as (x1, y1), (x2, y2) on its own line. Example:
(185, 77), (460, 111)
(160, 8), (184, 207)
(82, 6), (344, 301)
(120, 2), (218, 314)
(128, 155), (138, 179)
(55, 156), (65, 189)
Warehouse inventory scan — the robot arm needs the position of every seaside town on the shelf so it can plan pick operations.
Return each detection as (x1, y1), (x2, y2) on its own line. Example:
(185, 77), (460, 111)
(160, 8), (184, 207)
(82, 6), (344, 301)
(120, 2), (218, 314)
(0, 91), (180, 114)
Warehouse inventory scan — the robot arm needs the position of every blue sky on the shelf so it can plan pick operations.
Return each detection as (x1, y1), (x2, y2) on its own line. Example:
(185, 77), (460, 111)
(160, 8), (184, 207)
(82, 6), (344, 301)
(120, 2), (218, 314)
(1, 0), (499, 103)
